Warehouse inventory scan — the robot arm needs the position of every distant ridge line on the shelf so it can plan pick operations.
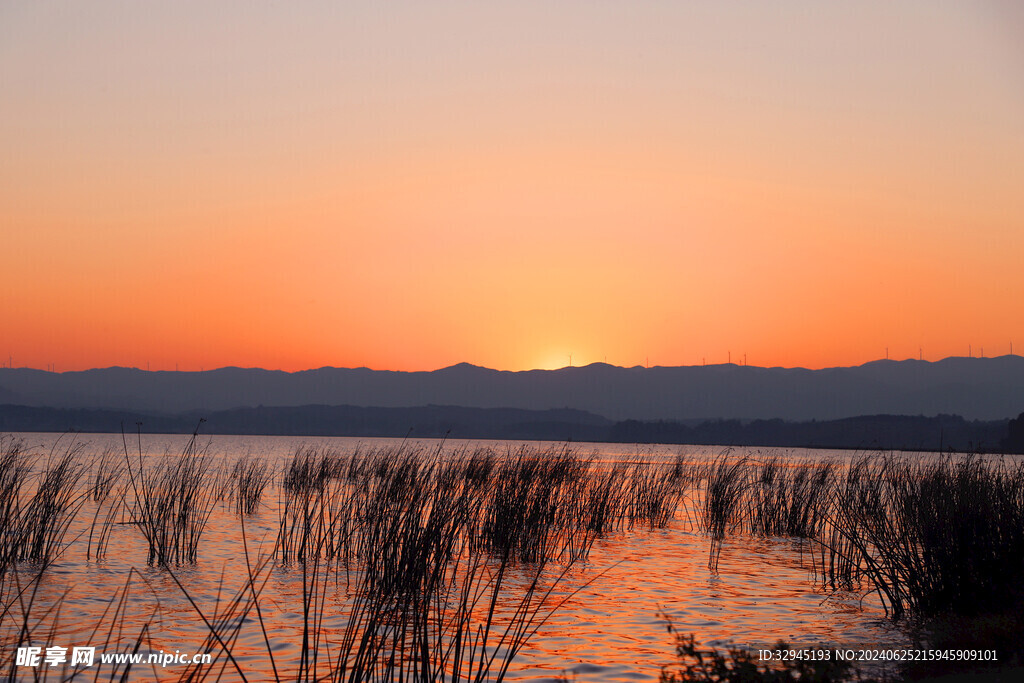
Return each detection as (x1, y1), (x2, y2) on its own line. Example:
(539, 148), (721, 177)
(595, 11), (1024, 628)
(3, 354), (1019, 375)
(0, 355), (1022, 422)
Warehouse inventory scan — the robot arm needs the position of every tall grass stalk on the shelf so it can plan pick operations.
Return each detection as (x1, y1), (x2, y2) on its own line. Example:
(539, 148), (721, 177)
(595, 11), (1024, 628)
(0, 437), (86, 586)
(229, 453), (275, 516)
(746, 457), (835, 539)
(122, 425), (217, 565)
(90, 446), (123, 502)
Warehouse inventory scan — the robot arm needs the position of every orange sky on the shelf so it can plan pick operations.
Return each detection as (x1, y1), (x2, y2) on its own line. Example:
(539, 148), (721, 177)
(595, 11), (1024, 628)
(2, 2), (1023, 372)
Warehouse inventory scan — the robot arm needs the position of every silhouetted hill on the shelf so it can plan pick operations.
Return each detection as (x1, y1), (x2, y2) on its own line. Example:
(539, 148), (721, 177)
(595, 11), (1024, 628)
(1, 356), (1022, 422)
(0, 404), (611, 442)
(610, 414), (1009, 452)
(0, 404), (1011, 452)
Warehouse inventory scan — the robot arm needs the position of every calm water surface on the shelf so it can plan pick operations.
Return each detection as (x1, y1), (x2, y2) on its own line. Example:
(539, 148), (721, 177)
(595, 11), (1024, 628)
(4, 433), (916, 681)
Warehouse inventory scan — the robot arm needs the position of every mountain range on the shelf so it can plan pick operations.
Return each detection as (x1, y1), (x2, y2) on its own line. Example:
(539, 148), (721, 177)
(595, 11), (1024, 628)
(1, 356), (1022, 422)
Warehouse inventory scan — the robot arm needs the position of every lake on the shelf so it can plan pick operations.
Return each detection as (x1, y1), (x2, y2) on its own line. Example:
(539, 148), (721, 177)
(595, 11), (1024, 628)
(2, 432), (925, 681)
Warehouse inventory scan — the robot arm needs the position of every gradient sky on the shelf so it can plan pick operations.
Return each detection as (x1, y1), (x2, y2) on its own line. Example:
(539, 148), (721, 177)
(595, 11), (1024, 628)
(2, 1), (1023, 372)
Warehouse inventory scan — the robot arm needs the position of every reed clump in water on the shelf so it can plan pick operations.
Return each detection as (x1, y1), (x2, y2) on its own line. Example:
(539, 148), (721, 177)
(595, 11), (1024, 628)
(818, 453), (1024, 620)
(746, 456), (835, 539)
(282, 444), (347, 495)
(700, 455), (749, 570)
(1, 437), (99, 679)
(20, 448), (86, 567)
(123, 427), (217, 565)
(681, 450), (1024, 679)
(182, 443), (610, 681)
(0, 437), (87, 579)
(229, 452), (274, 515)
(701, 455), (749, 540)
(478, 447), (592, 563)
(689, 449), (1024, 634)
(626, 458), (689, 529)
(0, 436), (34, 581)
(275, 444), (692, 571)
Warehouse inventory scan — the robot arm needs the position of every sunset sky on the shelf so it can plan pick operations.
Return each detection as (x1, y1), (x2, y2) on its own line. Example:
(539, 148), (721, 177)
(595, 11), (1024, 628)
(3, 1), (1023, 372)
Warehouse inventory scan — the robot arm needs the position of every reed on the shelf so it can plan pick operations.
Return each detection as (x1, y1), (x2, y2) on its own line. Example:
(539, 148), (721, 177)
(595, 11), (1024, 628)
(31, 439), (1005, 680)
(166, 444), (601, 681)
(686, 450), (1024, 622)
(746, 456), (835, 539)
(816, 453), (1024, 619)
(229, 453), (275, 515)
(19, 448), (86, 567)
(276, 443), (691, 575)
(575, 462), (629, 535)
(85, 483), (125, 561)
(477, 448), (594, 563)
(701, 455), (750, 541)
(0, 436), (33, 582)
(668, 453), (704, 488)
(0, 438), (86, 585)
(625, 459), (686, 529)
(122, 426), (217, 565)
(282, 444), (344, 495)
(90, 445), (123, 502)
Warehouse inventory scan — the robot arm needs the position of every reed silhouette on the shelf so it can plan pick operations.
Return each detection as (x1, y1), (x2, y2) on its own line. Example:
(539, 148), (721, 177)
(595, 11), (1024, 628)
(3, 433), (1023, 680)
